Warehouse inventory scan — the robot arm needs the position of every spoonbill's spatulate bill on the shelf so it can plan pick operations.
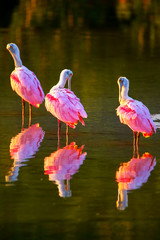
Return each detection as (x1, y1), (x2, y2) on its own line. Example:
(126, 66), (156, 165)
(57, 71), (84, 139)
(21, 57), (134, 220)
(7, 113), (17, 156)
(45, 69), (87, 136)
(116, 77), (156, 152)
(6, 43), (45, 127)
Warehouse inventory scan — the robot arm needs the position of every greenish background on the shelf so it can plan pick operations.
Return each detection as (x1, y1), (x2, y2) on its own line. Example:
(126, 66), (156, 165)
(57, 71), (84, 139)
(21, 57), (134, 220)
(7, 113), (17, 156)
(0, 1), (160, 239)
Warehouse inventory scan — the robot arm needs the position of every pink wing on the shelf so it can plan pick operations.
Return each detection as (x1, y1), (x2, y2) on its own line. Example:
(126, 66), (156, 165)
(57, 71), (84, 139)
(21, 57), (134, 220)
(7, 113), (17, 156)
(6, 123), (45, 182)
(116, 153), (156, 190)
(116, 100), (156, 136)
(10, 66), (45, 107)
(45, 88), (87, 128)
(10, 123), (45, 160)
(44, 142), (87, 180)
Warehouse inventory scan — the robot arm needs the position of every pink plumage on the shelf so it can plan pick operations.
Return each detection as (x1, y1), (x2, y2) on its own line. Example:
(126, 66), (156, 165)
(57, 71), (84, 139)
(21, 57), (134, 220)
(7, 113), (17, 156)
(44, 142), (87, 197)
(11, 66), (45, 108)
(116, 77), (156, 137)
(45, 69), (87, 128)
(116, 153), (156, 189)
(6, 123), (45, 182)
(116, 152), (156, 210)
(116, 99), (156, 137)
(45, 88), (87, 128)
(44, 142), (87, 180)
(10, 123), (45, 161)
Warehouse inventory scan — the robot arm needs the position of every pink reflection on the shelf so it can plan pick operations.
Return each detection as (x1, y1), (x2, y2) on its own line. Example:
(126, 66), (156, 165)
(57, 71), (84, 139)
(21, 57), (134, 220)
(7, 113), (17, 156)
(6, 123), (45, 183)
(116, 152), (156, 210)
(44, 142), (87, 197)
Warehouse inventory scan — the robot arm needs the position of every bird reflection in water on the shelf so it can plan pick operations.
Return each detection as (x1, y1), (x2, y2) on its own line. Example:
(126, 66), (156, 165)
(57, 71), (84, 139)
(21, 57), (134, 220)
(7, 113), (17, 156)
(6, 123), (45, 183)
(44, 142), (87, 197)
(116, 152), (156, 210)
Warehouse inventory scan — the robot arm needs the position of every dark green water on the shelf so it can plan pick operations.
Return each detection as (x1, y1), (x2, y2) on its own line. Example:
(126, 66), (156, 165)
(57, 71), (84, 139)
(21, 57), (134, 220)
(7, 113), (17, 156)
(0, 26), (160, 240)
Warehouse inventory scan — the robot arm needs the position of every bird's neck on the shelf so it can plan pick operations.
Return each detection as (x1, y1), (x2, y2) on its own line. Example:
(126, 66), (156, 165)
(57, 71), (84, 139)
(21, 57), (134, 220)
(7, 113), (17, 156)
(58, 76), (67, 88)
(14, 59), (22, 68)
(51, 76), (67, 91)
(11, 52), (22, 68)
(119, 86), (132, 104)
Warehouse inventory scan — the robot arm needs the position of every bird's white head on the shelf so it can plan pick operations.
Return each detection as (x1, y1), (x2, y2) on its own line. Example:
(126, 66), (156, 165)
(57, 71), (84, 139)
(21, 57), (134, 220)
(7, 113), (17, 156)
(6, 43), (22, 68)
(60, 69), (73, 82)
(53, 69), (73, 90)
(117, 77), (131, 103)
(118, 76), (129, 88)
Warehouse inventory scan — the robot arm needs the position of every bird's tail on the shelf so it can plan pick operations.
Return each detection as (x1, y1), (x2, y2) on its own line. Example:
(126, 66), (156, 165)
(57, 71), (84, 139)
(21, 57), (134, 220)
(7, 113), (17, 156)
(143, 120), (156, 138)
(143, 132), (152, 138)
(78, 113), (85, 126)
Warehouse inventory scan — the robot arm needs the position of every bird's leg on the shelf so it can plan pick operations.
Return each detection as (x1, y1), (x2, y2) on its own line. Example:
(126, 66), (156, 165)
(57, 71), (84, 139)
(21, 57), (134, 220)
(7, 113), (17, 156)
(29, 104), (32, 127)
(66, 125), (69, 145)
(22, 99), (25, 130)
(65, 179), (71, 197)
(136, 132), (140, 158)
(66, 179), (70, 191)
(57, 120), (61, 149)
(133, 131), (136, 157)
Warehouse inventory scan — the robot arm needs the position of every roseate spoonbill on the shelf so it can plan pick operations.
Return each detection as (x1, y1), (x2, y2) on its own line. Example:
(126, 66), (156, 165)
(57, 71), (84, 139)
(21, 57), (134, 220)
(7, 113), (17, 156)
(6, 123), (45, 183)
(116, 152), (156, 210)
(45, 69), (87, 140)
(6, 43), (45, 127)
(116, 77), (156, 152)
(44, 142), (87, 197)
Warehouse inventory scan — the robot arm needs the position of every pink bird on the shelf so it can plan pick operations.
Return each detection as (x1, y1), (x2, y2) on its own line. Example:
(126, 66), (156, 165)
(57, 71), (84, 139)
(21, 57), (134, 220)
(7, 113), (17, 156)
(116, 77), (156, 153)
(44, 142), (87, 197)
(116, 152), (156, 210)
(45, 69), (87, 139)
(6, 43), (45, 127)
(6, 123), (45, 183)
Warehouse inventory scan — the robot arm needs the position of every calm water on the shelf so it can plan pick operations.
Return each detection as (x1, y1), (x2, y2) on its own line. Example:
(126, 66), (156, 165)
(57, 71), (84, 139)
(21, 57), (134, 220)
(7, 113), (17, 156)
(0, 27), (160, 240)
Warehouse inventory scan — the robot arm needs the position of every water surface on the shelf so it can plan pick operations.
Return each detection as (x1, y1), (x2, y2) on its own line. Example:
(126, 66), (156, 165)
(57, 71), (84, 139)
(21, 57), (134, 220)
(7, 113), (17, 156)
(0, 27), (160, 240)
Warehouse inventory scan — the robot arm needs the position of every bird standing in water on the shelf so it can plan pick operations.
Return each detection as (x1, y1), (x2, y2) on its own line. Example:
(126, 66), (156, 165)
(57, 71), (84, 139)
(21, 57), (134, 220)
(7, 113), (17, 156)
(116, 77), (156, 154)
(6, 43), (45, 128)
(45, 69), (87, 143)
